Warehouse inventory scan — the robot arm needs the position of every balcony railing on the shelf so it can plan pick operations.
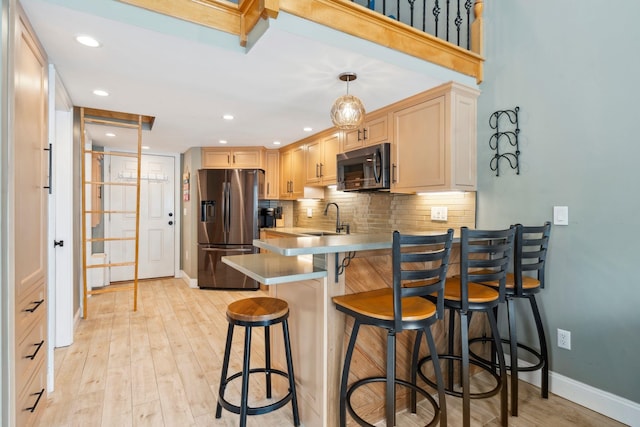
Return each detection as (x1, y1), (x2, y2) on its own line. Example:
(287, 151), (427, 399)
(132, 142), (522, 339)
(350, 0), (476, 51)
(117, 0), (484, 81)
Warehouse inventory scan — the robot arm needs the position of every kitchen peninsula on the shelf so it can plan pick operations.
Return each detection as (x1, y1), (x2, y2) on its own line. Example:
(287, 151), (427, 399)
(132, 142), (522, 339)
(222, 231), (475, 427)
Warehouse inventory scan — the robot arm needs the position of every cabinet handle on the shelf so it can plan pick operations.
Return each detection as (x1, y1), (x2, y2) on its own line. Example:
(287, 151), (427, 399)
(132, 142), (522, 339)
(357, 129), (362, 141)
(227, 154), (230, 164)
(392, 163), (397, 183)
(25, 340), (45, 360)
(363, 128), (368, 140)
(24, 389), (45, 413)
(267, 182), (270, 194)
(44, 143), (52, 194)
(24, 299), (44, 313)
(233, 154), (236, 164)
(316, 163), (319, 178)
(319, 163), (323, 177)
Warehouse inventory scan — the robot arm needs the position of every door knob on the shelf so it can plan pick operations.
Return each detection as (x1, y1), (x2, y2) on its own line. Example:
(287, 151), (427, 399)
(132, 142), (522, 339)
(168, 221), (174, 226)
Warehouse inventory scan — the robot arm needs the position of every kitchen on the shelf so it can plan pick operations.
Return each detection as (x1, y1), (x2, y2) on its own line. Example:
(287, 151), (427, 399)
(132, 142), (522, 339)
(3, 1), (639, 427)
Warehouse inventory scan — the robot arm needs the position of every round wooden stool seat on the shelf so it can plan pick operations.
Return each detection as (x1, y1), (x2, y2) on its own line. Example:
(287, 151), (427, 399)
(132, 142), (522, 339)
(227, 297), (289, 324)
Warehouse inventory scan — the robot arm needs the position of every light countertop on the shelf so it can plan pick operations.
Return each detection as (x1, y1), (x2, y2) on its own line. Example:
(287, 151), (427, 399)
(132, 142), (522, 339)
(221, 253), (327, 285)
(254, 232), (393, 256)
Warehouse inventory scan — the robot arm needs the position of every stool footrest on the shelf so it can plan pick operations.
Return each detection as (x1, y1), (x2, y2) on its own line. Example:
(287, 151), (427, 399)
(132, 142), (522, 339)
(418, 355), (502, 400)
(469, 336), (545, 372)
(217, 368), (294, 417)
(346, 376), (440, 427)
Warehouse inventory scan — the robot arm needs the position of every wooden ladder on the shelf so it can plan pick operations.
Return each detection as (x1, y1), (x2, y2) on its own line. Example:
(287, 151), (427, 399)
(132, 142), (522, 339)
(79, 107), (155, 318)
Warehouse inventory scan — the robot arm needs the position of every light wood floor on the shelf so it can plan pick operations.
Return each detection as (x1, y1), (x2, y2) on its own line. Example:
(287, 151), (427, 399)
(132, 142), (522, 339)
(37, 278), (626, 427)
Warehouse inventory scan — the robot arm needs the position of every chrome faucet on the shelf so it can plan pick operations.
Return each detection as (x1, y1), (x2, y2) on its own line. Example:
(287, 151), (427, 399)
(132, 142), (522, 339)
(323, 202), (349, 234)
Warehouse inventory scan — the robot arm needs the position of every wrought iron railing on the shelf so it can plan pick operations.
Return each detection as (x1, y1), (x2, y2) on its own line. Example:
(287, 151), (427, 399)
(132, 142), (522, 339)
(350, 0), (476, 51)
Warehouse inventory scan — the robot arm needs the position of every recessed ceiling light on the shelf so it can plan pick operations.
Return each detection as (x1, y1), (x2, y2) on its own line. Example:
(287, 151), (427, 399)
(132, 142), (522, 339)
(105, 132), (116, 137)
(303, 127), (313, 132)
(273, 141), (281, 145)
(219, 140), (228, 144)
(93, 89), (109, 97)
(222, 114), (234, 121)
(142, 146), (150, 150)
(75, 35), (101, 48)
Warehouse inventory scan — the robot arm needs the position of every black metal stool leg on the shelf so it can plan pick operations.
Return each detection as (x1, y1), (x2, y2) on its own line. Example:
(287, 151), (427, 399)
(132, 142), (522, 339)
(529, 295), (549, 398)
(282, 319), (300, 426)
(410, 330), (423, 413)
(487, 308), (508, 427)
(460, 310), (471, 427)
(264, 325), (272, 399)
(340, 321), (361, 427)
(447, 309), (456, 391)
(240, 326), (253, 427)
(216, 323), (235, 419)
(385, 330), (396, 427)
(507, 296), (519, 416)
(425, 327), (447, 427)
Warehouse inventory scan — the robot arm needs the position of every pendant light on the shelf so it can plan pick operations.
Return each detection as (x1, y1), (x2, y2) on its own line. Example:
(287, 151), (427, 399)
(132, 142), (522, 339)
(330, 72), (366, 130)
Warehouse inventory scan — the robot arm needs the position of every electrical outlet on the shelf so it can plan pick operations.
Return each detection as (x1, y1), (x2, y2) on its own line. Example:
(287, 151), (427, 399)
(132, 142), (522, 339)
(431, 206), (448, 221)
(557, 328), (571, 350)
(307, 208), (313, 218)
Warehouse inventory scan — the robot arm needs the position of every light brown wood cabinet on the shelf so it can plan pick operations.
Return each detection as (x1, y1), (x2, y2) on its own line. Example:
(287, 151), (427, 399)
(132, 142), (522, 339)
(305, 131), (340, 186)
(264, 149), (279, 199)
(202, 147), (263, 168)
(341, 110), (390, 152)
(11, 7), (49, 426)
(391, 82), (479, 193)
(279, 144), (305, 199)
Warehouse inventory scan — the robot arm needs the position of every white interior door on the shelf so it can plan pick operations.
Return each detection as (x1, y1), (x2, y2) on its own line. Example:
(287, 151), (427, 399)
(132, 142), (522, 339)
(107, 154), (175, 281)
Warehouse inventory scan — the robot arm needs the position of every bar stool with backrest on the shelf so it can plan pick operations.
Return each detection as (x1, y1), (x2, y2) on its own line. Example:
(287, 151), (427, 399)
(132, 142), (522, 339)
(469, 222), (551, 416)
(416, 226), (516, 427)
(216, 296), (300, 427)
(332, 229), (454, 427)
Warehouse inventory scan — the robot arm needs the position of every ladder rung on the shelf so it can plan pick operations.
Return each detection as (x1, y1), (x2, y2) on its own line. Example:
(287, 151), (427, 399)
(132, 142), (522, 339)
(89, 284), (135, 295)
(87, 237), (136, 242)
(87, 262), (136, 269)
(84, 149), (139, 158)
(84, 181), (138, 186)
(84, 210), (137, 215)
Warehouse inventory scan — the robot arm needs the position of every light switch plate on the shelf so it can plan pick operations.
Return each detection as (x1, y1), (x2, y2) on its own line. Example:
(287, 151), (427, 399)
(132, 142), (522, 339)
(307, 208), (313, 218)
(431, 206), (448, 221)
(554, 206), (569, 225)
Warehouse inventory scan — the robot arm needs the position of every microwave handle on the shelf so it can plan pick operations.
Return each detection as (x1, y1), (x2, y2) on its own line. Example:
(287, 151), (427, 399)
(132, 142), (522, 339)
(373, 149), (382, 183)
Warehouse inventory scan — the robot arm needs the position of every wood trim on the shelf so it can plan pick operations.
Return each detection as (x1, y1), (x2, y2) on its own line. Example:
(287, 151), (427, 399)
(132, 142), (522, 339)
(117, 0), (483, 82)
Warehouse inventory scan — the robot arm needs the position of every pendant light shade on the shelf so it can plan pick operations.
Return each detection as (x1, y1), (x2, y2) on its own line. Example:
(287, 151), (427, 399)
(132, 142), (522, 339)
(330, 72), (365, 130)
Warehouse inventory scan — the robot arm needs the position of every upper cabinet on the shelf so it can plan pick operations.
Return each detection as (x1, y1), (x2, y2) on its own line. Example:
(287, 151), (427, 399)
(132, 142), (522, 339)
(279, 144), (305, 199)
(341, 110), (390, 152)
(391, 82), (479, 193)
(202, 147), (263, 169)
(305, 131), (340, 186)
(264, 149), (279, 199)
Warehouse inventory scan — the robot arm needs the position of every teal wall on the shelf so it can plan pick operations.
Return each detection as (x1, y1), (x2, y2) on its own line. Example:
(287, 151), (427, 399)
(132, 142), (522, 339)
(478, 1), (640, 403)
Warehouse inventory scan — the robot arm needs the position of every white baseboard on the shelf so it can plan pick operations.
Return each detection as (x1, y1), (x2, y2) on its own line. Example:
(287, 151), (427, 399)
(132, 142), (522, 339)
(180, 270), (198, 288)
(509, 354), (639, 427)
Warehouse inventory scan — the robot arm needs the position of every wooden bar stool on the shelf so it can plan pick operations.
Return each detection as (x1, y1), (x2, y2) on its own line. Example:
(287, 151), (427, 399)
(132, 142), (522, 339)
(469, 222), (551, 416)
(333, 230), (454, 426)
(416, 226), (516, 427)
(216, 297), (300, 427)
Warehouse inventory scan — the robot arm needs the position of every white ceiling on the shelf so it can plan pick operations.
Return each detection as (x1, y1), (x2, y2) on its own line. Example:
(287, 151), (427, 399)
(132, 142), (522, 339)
(20, 0), (477, 154)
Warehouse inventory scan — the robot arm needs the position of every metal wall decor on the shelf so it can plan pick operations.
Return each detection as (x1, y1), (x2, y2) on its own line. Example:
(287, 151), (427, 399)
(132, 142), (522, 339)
(489, 106), (520, 176)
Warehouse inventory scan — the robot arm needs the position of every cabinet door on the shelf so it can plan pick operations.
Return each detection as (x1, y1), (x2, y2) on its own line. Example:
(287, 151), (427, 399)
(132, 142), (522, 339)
(342, 128), (364, 152)
(305, 139), (322, 184)
(202, 149), (231, 168)
(265, 150), (279, 199)
(290, 145), (306, 198)
(232, 149), (261, 168)
(279, 149), (292, 198)
(321, 133), (340, 184)
(392, 96), (446, 192)
(364, 113), (389, 146)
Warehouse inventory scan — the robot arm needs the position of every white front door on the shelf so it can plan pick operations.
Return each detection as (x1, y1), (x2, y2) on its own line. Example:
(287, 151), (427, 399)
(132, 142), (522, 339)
(107, 154), (175, 282)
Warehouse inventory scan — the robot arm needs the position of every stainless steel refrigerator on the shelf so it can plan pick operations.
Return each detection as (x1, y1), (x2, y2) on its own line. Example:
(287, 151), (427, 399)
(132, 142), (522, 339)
(197, 168), (264, 289)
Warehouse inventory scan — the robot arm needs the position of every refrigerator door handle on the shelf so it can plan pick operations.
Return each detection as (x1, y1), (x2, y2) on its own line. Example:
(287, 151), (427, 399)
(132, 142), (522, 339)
(201, 247), (253, 253)
(225, 181), (231, 234)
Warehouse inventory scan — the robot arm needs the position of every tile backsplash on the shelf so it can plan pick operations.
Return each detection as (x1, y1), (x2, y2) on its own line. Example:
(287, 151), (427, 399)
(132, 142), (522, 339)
(284, 189), (476, 233)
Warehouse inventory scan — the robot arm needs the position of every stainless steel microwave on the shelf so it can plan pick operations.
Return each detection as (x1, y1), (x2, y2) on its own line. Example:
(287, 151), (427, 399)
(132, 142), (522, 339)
(337, 142), (391, 191)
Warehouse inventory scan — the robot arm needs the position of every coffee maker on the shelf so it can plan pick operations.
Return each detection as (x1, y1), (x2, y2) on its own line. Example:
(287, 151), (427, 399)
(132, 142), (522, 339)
(259, 206), (281, 228)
